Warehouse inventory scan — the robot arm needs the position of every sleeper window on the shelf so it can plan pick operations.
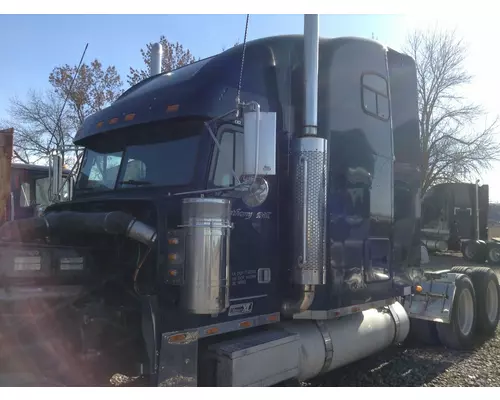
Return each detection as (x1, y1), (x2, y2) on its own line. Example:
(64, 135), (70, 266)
(361, 73), (390, 120)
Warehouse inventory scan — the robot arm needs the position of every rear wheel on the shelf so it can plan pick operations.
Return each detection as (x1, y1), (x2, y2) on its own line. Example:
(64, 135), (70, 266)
(487, 244), (500, 266)
(451, 266), (473, 275)
(436, 274), (477, 350)
(462, 240), (487, 263)
(462, 241), (474, 261)
(467, 267), (500, 337)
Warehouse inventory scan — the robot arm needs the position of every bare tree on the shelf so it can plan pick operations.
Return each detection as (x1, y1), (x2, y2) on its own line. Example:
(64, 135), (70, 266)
(403, 28), (500, 195)
(4, 59), (123, 169)
(127, 36), (196, 86)
(1, 90), (74, 166)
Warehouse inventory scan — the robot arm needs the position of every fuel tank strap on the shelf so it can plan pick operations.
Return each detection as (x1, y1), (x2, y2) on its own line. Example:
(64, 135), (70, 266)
(387, 303), (401, 343)
(315, 320), (333, 373)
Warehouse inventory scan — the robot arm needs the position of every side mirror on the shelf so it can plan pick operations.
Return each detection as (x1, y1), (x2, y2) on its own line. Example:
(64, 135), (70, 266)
(66, 175), (75, 201)
(49, 154), (62, 201)
(242, 104), (277, 177)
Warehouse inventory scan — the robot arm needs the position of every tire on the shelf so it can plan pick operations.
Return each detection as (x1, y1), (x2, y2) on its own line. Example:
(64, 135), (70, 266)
(462, 241), (474, 261)
(462, 241), (487, 263)
(467, 267), (500, 337)
(451, 266), (473, 275)
(487, 243), (500, 266)
(436, 274), (477, 350)
(408, 318), (440, 345)
(476, 241), (489, 263)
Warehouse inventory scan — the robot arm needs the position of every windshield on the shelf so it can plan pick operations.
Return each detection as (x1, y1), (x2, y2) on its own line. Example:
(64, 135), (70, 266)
(76, 121), (202, 192)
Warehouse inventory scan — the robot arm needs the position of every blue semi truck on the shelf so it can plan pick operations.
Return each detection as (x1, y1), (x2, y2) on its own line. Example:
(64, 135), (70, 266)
(0, 15), (498, 386)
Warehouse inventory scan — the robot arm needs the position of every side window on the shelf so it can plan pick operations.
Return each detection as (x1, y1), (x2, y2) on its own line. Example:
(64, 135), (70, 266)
(212, 130), (243, 187)
(35, 177), (51, 207)
(362, 73), (390, 120)
(122, 159), (147, 181)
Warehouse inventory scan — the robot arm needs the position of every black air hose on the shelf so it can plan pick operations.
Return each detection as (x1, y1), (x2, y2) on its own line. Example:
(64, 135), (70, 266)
(0, 211), (157, 246)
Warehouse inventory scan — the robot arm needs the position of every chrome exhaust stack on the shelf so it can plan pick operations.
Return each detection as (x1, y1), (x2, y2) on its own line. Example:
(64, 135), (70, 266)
(283, 14), (328, 316)
(150, 42), (163, 77)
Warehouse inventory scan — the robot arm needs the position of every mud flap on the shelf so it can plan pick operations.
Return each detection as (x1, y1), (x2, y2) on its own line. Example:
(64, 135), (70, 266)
(157, 330), (199, 387)
(403, 271), (460, 324)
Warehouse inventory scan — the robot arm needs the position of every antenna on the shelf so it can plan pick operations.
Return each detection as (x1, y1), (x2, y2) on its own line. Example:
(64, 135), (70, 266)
(46, 43), (88, 201)
(235, 14), (250, 116)
(46, 43), (89, 153)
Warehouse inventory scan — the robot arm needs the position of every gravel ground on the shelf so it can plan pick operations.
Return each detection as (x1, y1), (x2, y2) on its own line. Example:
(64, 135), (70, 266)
(292, 253), (500, 387)
(296, 326), (500, 387)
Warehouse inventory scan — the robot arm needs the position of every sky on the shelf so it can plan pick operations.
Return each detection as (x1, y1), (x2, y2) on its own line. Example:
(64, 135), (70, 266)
(0, 14), (499, 199)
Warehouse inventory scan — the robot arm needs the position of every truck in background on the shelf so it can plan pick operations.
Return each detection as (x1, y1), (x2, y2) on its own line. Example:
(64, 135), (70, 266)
(0, 129), (74, 224)
(8, 162), (73, 221)
(421, 182), (489, 251)
(0, 15), (498, 387)
(421, 181), (500, 265)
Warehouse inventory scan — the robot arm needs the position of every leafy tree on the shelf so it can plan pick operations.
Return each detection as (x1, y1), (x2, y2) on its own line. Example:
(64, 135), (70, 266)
(127, 35), (196, 86)
(49, 59), (123, 129)
(3, 59), (123, 167)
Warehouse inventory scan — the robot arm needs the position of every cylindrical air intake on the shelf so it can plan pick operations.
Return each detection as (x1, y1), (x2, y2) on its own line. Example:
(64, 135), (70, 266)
(180, 197), (232, 315)
(0, 211), (157, 246)
(292, 136), (328, 285)
(278, 301), (410, 381)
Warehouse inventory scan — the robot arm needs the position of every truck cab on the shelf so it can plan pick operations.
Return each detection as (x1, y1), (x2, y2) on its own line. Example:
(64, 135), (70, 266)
(421, 182), (489, 252)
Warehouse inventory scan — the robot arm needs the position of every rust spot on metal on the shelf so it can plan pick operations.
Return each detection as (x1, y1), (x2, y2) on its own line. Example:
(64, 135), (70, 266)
(167, 330), (199, 345)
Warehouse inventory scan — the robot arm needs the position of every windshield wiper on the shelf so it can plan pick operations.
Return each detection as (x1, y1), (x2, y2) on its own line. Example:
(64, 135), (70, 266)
(74, 186), (98, 192)
(117, 179), (152, 186)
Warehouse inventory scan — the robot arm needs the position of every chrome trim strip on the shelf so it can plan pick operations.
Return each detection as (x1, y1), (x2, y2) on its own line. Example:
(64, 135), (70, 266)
(163, 312), (281, 343)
